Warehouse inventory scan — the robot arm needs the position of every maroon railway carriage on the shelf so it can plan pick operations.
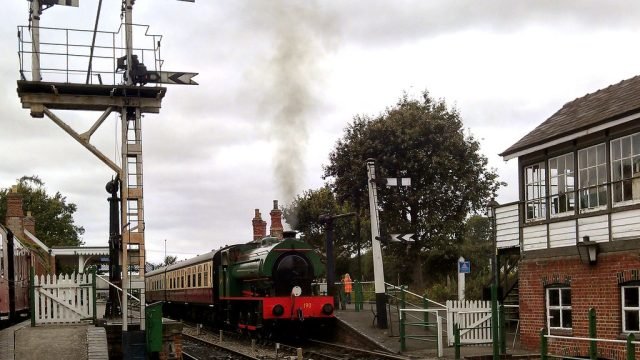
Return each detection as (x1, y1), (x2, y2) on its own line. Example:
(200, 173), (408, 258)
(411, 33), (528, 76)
(0, 225), (31, 323)
(146, 234), (335, 334)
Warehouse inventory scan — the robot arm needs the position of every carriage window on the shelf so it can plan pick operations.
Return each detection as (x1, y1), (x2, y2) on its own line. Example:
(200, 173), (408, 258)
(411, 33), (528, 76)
(204, 272), (208, 287)
(198, 273), (202, 287)
(0, 234), (3, 276)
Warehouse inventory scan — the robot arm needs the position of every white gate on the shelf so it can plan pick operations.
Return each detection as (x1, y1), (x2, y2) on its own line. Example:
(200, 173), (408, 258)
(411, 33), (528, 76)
(32, 272), (95, 325)
(446, 300), (493, 346)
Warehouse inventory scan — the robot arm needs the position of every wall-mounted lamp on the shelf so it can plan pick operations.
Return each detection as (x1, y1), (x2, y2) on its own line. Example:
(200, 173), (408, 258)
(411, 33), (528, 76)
(577, 236), (599, 265)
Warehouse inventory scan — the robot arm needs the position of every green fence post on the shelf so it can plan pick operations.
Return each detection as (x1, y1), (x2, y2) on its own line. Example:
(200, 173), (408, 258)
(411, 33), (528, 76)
(358, 281), (364, 310)
(491, 283), (499, 360)
(423, 295), (429, 329)
(355, 280), (361, 312)
(91, 268), (97, 323)
(499, 304), (506, 354)
(627, 333), (635, 360)
(455, 323), (461, 360)
(589, 307), (597, 360)
(30, 267), (35, 327)
(540, 328), (548, 360)
(400, 286), (406, 351)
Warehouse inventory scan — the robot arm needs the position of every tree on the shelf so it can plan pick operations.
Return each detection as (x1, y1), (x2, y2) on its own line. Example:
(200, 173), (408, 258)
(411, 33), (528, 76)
(163, 255), (177, 266)
(324, 91), (503, 289)
(146, 255), (178, 271)
(0, 176), (85, 247)
(283, 186), (363, 277)
(458, 215), (493, 299)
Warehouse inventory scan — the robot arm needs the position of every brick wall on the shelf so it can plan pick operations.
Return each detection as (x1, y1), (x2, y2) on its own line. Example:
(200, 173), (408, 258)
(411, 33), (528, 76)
(519, 251), (640, 359)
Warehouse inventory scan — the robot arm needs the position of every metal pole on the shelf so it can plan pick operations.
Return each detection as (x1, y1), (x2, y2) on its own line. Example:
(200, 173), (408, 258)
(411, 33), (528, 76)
(324, 218), (336, 307)
(121, 107), (129, 332)
(124, 0), (134, 86)
(30, 0), (41, 81)
(454, 323), (461, 360)
(366, 159), (388, 329)
(491, 283), (499, 360)
(400, 287), (406, 351)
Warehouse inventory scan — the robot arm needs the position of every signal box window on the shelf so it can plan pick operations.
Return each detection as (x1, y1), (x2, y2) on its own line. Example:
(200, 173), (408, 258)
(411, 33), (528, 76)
(578, 144), (607, 212)
(622, 284), (640, 333)
(525, 162), (546, 221)
(611, 133), (640, 205)
(549, 153), (575, 217)
(546, 287), (572, 330)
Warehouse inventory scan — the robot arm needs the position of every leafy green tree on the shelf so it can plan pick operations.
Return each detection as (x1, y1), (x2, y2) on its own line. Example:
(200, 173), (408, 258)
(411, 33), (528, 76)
(458, 215), (492, 299)
(324, 91), (502, 289)
(283, 185), (364, 277)
(163, 255), (177, 266)
(0, 176), (85, 247)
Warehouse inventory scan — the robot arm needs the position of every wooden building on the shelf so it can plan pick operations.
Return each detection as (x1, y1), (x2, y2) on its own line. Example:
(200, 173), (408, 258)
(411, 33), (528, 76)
(496, 75), (640, 359)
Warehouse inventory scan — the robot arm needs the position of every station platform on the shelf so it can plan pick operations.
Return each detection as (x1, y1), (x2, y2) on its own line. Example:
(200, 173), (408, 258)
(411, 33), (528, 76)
(335, 305), (535, 359)
(0, 321), (108, 360)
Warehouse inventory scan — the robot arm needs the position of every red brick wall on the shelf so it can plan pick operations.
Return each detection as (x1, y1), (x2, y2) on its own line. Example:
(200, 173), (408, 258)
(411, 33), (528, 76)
(519, 251), (640, 359)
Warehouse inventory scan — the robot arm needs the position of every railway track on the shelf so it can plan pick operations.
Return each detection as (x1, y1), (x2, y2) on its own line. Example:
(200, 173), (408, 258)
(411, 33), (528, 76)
(182, 322), (411, 360)
(182, 333), (260, 360)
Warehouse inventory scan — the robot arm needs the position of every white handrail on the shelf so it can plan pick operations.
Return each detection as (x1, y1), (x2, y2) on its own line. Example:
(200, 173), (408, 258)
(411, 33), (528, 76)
(385, 282), (446, 308)
(97, 274), (140, 302)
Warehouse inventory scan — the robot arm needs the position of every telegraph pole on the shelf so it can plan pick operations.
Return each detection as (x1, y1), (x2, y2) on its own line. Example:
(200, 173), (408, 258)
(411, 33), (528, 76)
(366, 159), (388, 329)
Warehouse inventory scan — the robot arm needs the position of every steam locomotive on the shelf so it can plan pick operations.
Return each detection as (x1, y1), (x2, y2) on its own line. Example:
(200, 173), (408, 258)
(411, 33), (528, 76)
(145, 231), (335, 335)
(0, 224), (31, 324)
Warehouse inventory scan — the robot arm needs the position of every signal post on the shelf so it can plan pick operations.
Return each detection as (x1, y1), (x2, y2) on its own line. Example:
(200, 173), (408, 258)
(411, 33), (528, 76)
(16, 0), (196, 353)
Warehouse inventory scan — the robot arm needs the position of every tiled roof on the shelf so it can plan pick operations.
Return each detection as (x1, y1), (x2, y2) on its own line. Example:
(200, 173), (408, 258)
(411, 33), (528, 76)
(500, 75), (640, 158)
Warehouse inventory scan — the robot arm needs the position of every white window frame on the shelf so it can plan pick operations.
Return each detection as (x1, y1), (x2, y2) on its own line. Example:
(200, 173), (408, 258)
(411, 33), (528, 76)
(611, 132), (640, 207)
(524, 162), (546, 222)
(622, 285), (640, 333)
(549, 153), (575, 217)
(546, 287), (572, 330)
(578, 143), (608, 213)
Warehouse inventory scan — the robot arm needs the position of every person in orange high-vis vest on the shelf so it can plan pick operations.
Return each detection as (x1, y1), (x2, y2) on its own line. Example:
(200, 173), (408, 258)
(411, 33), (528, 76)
(343, 273), (353, 304)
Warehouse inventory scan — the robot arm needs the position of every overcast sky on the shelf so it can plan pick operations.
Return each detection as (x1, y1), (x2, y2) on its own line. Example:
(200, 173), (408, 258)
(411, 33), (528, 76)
(2, 1), (640, 264)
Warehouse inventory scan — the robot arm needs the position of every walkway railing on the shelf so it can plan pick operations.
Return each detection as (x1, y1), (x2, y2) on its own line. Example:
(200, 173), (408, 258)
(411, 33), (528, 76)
(540, 308), (640, 360)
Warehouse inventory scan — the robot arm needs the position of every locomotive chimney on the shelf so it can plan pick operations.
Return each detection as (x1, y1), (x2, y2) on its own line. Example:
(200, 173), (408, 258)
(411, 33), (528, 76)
(270, 200), (284, 240)
(252, 209), (267, 241)
(6, 185), (24, 235)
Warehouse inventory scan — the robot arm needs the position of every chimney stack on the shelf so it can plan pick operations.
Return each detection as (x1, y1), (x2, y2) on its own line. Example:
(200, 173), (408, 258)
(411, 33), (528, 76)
(270, 200), (283, 240)
(252, 209), (267, 241)
(6, 186), (24, 235)
(24, 211), (35, 235)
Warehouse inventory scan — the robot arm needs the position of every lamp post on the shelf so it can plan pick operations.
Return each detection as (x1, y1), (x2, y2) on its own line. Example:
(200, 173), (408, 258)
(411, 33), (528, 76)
(487, 199), (500, 359)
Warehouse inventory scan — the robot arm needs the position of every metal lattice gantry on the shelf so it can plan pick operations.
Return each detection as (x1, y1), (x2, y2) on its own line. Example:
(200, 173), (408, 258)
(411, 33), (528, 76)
(16, 0), (196, 333)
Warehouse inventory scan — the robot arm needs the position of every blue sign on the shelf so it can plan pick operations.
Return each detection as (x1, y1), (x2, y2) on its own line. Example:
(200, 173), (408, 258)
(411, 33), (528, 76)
(458, 261), (471, 274)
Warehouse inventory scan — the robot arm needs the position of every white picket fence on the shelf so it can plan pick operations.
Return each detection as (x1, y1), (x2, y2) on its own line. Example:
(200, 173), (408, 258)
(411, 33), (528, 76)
(32, 272), (95, 325)
(446, 300), (493, 346)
